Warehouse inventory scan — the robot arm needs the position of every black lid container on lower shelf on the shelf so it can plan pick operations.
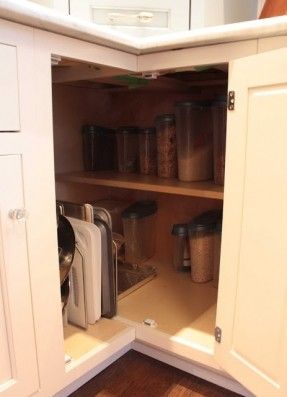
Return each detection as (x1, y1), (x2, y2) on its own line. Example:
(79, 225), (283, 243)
(82, 125), (116, 171)
(187, 210), (223, 284)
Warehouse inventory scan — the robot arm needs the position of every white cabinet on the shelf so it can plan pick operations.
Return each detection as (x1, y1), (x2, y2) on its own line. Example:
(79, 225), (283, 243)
(28, 0), (69, 14)
(216, 47), (287, 397)
(0, 155), (39, 397)
(0, 44), (20, 132)
(69, 0), (190, 37)
(190, 0), (258, 29)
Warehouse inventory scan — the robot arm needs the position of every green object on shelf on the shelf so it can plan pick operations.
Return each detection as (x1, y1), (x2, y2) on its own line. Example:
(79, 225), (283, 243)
(114, 75), (149, 89)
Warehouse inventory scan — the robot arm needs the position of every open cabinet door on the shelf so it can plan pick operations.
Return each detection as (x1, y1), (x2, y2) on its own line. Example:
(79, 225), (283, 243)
(215, 46), (287, 397)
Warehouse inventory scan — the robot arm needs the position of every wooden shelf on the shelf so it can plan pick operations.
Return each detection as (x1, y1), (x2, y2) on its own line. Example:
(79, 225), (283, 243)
(117, 258), (217, 353)
(56, 171), (224, 200)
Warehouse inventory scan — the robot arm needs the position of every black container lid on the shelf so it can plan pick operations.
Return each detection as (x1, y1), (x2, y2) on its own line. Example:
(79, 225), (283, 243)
(171, 223), (188, 237)
(117, 126), (138, 134)
(139, 127), (156, 134)
(82, 125), (114, 134)
(175, 100), (211, 109)
(212, 95), (227, 107)
(154, 114), (175, 124)
(122, 200), (157, 219)
(188, 210), (223, 233)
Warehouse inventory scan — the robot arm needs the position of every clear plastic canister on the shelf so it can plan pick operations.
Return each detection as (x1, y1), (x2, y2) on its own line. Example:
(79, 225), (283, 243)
(82, 125), (116, 171)
(139, 127), (157, 175)
(155, 114), (177, 178)
(175, 101), (213, 182)
(213, 220), (222, 288)
(171, 224), (191, 272)
(211, 97), (227, 185)
(122, 201), (157, 264)
(116, 126), (139, 173)
(188, 210), (222, 283)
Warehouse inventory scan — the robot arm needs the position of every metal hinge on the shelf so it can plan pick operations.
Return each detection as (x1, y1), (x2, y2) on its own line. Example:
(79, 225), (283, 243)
(228, 91), (235, 110)
(215, 326), (222, 343)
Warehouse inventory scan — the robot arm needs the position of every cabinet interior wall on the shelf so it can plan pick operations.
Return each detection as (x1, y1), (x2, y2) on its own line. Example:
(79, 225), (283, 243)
(53, 74), (225, 259)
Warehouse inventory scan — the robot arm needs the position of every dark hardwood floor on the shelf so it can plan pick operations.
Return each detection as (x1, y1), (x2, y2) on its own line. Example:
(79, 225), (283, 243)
(69, 350), (243, 397)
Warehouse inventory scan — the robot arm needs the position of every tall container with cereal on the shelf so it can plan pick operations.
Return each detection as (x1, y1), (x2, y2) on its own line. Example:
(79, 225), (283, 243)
(155, 114), (177, 178)
(175, 101), (213, 182)
(188, 210), (222, 283)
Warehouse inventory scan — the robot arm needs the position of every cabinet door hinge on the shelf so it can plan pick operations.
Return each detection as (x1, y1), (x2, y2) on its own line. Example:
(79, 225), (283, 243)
(215, 326), (222, 343)
(228, 91), (235, 110)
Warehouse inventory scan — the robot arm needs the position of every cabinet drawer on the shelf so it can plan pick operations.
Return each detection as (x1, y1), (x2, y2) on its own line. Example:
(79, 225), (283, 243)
(69, 0), (190, 37)
(0, 44), (20, 132)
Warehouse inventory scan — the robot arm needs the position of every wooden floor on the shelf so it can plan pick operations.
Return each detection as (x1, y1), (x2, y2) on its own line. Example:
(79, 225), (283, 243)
(69, 350), (242, 397)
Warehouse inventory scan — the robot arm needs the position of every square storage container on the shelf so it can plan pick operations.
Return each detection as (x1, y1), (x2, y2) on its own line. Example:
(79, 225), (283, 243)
(122, 200), (157, 264)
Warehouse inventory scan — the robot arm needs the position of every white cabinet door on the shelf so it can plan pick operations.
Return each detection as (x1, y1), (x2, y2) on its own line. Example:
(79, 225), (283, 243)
(215, 47), (287, 397)
(0, 44), (20, 132)
(69, 0), (190, 37)
(0, 155), (39, 397)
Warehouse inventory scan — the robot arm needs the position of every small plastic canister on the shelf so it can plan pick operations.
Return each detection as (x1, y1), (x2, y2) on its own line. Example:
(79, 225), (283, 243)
(116, 126), (139, 173)
(175, 101), (213, 182)
(122, 201), (157, 264)
(155, 114), (177, 178)
(171, 224), (191, 272)
(82, 125), (116, 171)
(213, 219), (222, 288)
(211, 96), (227, 185)
(139, 127), (157, 175)
(188, 210), (222, 283)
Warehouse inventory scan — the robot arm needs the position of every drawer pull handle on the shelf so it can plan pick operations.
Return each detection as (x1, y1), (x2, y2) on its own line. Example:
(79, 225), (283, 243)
(8, 208), (27, 221)
(108, 11), (153, 24)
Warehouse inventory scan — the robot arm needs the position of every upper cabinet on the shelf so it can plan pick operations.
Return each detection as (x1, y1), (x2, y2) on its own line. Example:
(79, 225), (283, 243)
(215, 46), (287, 397)
(0, 44), (20, 132)
(69, 0), (190, 37)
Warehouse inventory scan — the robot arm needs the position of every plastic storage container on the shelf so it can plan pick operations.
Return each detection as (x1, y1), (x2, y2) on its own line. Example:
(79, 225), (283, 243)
(155, 114), (177, 178)
(116, 126), (139, 173)
(212, 97), (227, 185)
(188, 210), (222, 283)
(175, 101), (213, 182)
(82, 125), (115, 171)
(139, 127), (157, 175)
(122, 201), (157, 264)
(171, 223), (191, 272)
(213, 219), (222, 288)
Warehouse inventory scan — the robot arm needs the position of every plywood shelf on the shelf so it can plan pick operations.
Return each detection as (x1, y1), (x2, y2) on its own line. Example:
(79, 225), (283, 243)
(117, 258), (217, 353)
(56, 171), (224, 200)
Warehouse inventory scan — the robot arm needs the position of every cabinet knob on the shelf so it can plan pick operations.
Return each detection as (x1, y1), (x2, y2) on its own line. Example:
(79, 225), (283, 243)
(8, 208), (27, 220)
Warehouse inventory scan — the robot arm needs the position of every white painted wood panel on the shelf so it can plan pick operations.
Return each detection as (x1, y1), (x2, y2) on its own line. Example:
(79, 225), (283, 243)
(28, 0), (69, 13)
(216, 46), (287, 397)
(0, 44), (20, 132)
(69, 0), (190, 37)
(0, 155), (39, 397)
(190, 0), (258, 29)
(0, 280), (11, 385)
